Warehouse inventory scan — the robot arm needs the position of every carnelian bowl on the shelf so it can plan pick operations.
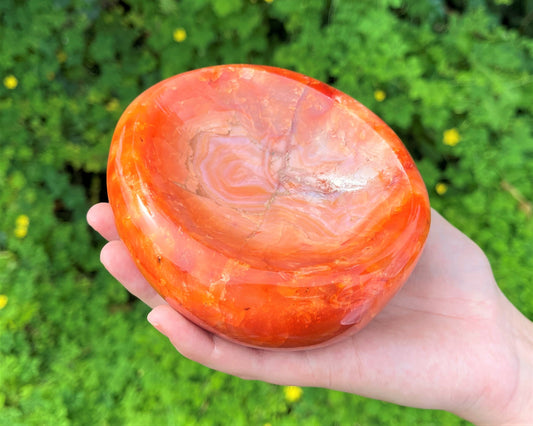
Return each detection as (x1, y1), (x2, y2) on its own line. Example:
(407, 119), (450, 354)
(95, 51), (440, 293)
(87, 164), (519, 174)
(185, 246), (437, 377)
(107, 65), (430, 349)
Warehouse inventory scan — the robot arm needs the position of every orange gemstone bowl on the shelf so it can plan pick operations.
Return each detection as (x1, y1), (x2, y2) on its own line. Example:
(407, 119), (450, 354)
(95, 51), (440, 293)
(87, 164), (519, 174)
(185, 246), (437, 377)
(107, 65), (431, 350)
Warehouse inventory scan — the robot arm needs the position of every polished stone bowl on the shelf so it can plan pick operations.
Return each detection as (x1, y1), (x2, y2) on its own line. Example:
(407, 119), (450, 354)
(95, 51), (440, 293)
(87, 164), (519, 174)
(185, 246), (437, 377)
(107, 65), (430, 349)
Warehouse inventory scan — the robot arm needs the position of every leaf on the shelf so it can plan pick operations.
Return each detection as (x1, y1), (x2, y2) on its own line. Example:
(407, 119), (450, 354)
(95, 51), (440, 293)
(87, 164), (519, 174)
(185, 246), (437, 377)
(159, 0), (178, 15)
(211, 0), (242, 17)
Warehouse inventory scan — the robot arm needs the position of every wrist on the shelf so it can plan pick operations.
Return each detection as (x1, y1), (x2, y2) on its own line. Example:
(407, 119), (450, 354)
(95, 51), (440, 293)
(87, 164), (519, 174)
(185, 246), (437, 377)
(463, 299), (533, 425)
(503, 306), (533, 424)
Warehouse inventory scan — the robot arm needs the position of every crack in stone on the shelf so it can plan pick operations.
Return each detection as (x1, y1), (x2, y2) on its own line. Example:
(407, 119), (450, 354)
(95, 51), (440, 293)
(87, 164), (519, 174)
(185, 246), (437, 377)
(244, 89), (308, 241)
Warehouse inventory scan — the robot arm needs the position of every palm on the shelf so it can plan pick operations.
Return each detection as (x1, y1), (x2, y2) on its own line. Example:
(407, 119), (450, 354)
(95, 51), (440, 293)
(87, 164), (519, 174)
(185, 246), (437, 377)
(87, 203), (518, 420)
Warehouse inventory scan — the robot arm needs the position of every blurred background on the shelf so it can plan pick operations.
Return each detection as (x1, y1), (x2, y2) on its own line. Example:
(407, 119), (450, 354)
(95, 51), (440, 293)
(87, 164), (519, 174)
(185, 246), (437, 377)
(1, 0), (532, 424)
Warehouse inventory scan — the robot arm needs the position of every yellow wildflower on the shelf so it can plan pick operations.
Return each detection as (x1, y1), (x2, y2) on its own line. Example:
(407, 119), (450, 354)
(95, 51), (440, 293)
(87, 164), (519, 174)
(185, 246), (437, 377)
(16, 214), (30, 228)
(0, 295), (7, 310)
(3, 75), (18, 90)
(106, 98), (120, 112)
(15, 214), (29, 238)
(374, 89), (386, 102)
(173, 28), (187, 43)
(283, 385), (303, 403)
(14, 226), (28, 238)
(264, 0), (274, 3)
(435, 182), (448, 195)
(443, 128), (460, 146)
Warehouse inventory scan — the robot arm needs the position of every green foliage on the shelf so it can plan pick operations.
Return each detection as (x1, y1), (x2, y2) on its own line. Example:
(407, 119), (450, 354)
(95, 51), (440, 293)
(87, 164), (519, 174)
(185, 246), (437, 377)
(0, 0), (531, 424)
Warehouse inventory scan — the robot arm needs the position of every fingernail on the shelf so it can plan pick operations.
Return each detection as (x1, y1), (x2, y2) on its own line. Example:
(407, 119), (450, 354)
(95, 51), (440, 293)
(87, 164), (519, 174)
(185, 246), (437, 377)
(147, 310), (163, 332)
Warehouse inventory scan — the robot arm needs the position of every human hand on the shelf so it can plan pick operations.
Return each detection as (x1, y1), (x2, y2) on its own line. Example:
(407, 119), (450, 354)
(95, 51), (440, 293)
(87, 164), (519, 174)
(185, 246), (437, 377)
(87, 203), (532, 424)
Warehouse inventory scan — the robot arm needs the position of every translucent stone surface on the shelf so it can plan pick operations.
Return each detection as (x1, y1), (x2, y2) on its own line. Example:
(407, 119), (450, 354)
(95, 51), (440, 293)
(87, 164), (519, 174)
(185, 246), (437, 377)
(107, 65), (431, 349)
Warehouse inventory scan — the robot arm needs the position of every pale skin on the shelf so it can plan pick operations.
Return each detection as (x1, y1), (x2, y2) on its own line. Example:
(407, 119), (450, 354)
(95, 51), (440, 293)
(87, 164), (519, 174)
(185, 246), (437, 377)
(87, 203), (533, 425)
